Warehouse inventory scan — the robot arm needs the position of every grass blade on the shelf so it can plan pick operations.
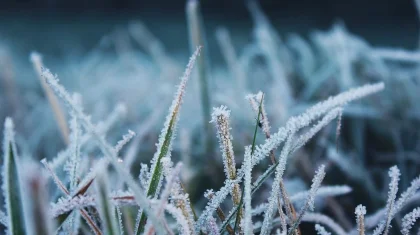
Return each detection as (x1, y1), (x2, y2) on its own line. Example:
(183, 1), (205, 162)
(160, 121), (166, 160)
(186, 0), (213, 154)
(232, 94), (264, 234)
(30, 52), (70, 145)
(22, 163), (55, 235)
(135, 46), (201, 234)
(96, 171), (119, 235)
(2, 118), (26, 235)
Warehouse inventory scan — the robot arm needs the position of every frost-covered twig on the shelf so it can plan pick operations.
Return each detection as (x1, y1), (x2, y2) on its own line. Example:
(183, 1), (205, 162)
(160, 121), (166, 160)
(243, 146), (253, 235)
(260, 135), (294, 235)
(114, 130), (135, 154)
(288, 165), (326, 235)
(195, 180), (237, 233)
(355, 205), (366, 235)
(291, 107), (343, 152)
(211, 106), (241, 205)
(30, 52), (69, 144)
(41, 159), (70, 195)
(373, 166), (401, 235)
(401, 207), (420, 235)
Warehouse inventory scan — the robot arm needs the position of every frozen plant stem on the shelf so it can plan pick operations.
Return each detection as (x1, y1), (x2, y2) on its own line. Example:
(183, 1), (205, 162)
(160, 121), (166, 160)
(288, 165), (326, 235)
(41, 159), (102, 235)
(136, 46), (202, 234)
(248, 92), (299, 232)
(3, 118), (26, 235)
(30, 52), (70, 145)
(211, 106), (241, 205)
(355, 205), (366, 235)
(186, 0), (213, 154)
(233, 95), (264, 234)
(205, 189), (234, 234)
(243, 146), (253, 235)
(401, 207), (420, 235)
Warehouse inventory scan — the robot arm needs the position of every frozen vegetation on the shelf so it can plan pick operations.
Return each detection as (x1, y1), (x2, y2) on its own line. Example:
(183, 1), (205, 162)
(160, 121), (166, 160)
(0, 0), (420, 234)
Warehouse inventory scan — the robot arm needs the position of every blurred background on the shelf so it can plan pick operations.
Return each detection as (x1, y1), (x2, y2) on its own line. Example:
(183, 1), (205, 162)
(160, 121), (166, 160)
(0, 0), (418, 58)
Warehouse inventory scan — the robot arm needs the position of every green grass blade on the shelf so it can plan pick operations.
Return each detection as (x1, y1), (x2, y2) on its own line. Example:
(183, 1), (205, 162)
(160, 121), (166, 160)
(221, 162), (277, 232)
(232, 94), (264, 234)
(2, 118), (26, 235)
(186, 0), (213, 154)
(135, 46), (201, 235)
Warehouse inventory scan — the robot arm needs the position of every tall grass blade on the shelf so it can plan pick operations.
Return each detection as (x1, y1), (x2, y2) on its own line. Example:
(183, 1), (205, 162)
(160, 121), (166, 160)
(135, 46), (201, 234)
(232, 94), (264, 234)
(2, 118), (26, 235)
(186, 0), (213, 153)
(22, 163), (55, 235)
(96, 171), (119, 235)
(30, 52), (70, 145)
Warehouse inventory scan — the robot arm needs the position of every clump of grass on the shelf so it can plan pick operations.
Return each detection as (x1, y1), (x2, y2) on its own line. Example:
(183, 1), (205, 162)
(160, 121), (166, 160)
(3, 1), (420, 234)
(3, 47), (420, 235)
